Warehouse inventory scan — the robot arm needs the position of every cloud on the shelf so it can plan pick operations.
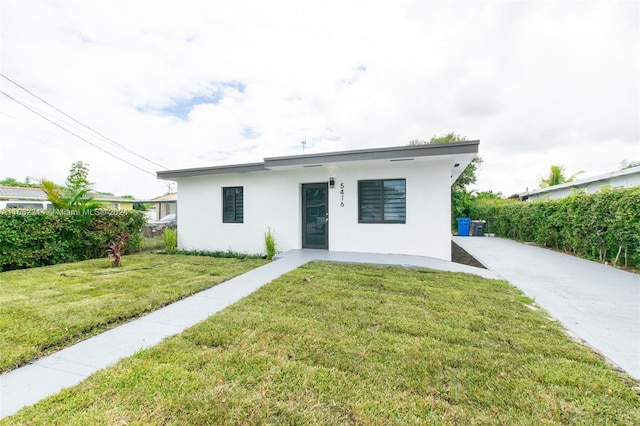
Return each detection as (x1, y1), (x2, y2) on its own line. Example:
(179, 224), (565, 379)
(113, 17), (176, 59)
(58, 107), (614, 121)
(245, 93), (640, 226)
(0, 0), (637, 199)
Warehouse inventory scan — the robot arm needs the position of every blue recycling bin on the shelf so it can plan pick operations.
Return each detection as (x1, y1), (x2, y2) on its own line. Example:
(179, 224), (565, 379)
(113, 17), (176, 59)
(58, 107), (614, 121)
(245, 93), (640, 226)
(457, 218), (471, 236)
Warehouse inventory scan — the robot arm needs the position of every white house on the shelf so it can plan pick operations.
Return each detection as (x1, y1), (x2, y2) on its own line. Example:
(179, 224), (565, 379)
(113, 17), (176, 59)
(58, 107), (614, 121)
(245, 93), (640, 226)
(157, 141), (479, 261)
(518, 165), (640, 201)
(0, 186), (136, 210)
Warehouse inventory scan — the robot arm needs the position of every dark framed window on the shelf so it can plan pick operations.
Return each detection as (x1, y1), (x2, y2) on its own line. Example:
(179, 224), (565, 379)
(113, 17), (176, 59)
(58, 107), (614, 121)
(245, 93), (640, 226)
(223, 186), (243, 223)
(358, 179), (406, 223)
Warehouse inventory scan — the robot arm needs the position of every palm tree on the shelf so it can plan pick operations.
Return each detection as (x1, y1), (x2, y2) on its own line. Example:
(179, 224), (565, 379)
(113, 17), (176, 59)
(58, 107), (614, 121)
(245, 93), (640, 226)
(40, 180), (65, 209)
(539, 165), (584, 188)
(40, 162), (101, 210)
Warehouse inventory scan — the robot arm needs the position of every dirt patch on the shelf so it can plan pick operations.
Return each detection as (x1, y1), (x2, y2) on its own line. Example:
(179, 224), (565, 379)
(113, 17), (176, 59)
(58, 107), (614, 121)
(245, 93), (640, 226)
(451, 241), (486, 269)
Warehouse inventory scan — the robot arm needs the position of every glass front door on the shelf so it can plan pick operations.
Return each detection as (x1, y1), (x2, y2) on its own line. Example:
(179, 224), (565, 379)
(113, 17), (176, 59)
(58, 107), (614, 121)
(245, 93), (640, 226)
(302, 183), (328, 249)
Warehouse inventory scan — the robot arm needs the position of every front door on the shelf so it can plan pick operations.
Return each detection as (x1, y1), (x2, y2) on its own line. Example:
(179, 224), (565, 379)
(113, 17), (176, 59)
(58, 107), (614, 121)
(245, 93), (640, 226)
(302, 183), (328, 249)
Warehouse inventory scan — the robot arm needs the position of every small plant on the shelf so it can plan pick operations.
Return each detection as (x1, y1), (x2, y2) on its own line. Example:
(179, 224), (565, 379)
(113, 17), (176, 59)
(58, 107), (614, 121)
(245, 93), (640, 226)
(107, 233), (128, 267)
(163, 228), (178, 254)
(175, 249), (262, 259)
(264, 226), (277, 260)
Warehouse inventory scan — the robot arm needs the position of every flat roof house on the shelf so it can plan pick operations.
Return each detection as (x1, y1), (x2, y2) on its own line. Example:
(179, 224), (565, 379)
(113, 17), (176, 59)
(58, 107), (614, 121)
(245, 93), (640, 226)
(518, 165), (640, 201)
(136, 192), (177, 220)
(157, 141), (479, 261)
(0, 186), (135, 210)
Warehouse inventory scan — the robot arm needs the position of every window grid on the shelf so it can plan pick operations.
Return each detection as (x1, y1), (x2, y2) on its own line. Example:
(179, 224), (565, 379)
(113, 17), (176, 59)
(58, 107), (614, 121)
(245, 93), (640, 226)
(223, 186), (243, 223)
(358, 179), (406, 223)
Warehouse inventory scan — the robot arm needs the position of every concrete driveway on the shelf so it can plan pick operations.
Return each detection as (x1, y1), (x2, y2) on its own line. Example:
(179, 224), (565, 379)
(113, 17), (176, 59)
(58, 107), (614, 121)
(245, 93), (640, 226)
(453, 236), (640, 381)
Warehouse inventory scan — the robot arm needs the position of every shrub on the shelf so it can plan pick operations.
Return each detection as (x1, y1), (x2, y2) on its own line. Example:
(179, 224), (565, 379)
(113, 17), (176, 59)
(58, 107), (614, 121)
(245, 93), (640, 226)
(470, 187), (640, 268)
(0, 209), (146, 271)
(79, 209), (146, 259)
(264, 227), (277, 260)
(174, 249), (262, 260)
(107, 233), (128, 267)
(162, 228), (177, 254)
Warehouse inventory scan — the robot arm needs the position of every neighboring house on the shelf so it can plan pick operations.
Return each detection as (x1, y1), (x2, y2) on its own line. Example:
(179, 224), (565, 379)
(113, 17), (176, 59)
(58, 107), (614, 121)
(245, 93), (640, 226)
(0, 186), (135, 210)
(93, 193), (135, 210)
(157, 142), (479, 261)
(144, 192), (177, 220)
(137, 193), (178, 236)
(0, 186), (52, 210)
(518, 165), (640, 202)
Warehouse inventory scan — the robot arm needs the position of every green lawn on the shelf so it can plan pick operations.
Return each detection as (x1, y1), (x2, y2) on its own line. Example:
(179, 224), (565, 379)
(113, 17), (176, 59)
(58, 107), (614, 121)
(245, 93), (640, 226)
(4, 262), (639, 425)
(0, 253), (266, 372)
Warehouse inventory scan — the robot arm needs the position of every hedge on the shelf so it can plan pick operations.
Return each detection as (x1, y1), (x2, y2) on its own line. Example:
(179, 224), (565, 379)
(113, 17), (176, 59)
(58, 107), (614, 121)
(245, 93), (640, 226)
(0, 209), (146, 271)
(468, 187), (640, 268)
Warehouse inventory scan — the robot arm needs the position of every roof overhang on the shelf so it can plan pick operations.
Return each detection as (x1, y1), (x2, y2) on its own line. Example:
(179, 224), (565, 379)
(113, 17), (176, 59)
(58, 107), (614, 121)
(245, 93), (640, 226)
(518, 164), (640, 199)
(157, 141), (479, 185)
(0, 187), (134, 203)
(157, 162), (267, 179)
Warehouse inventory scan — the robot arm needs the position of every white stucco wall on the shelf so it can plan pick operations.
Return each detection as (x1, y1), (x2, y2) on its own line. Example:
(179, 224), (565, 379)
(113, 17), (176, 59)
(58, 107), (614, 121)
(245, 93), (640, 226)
(325, 161), (451, 259)
(175, 158), (453, 260)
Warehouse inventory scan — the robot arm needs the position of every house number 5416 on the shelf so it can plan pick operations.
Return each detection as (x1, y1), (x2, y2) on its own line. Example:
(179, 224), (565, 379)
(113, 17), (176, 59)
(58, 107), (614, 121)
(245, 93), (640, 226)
(340, 183), (345, 207)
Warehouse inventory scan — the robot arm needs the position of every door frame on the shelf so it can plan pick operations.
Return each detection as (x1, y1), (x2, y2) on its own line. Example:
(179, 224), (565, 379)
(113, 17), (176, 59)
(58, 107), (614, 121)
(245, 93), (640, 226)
(301, 182), (329, 249)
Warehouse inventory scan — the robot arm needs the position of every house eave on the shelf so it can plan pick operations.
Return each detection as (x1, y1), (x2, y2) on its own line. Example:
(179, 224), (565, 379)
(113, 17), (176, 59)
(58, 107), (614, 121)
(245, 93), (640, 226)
(157, 141), (480, 180)
(518, 165), (640, 199)
(157, 162), (267, 180)
(264, 141), (479, 168)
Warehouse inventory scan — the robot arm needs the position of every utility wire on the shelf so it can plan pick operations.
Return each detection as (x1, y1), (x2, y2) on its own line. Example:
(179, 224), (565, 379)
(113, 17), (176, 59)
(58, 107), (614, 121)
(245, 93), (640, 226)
(1, 89), (157, 177)
(0, 72), (168, 170)
(1, 90), (85, 135)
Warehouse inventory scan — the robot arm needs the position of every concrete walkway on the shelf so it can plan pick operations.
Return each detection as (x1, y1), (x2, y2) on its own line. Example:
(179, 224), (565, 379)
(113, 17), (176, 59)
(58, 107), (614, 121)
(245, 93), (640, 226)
(454, 236), (640, 381)
(0, 249), (494, 419)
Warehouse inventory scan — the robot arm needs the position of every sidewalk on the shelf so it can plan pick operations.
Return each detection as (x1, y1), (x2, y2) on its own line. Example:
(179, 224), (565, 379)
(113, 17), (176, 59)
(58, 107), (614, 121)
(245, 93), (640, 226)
(454, 236), (640, 381)
(0, 249), (494, 419)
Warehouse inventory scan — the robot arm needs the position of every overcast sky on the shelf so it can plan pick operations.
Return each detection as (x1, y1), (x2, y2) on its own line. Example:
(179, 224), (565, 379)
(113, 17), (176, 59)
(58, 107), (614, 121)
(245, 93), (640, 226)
(1, 0), (638, 199)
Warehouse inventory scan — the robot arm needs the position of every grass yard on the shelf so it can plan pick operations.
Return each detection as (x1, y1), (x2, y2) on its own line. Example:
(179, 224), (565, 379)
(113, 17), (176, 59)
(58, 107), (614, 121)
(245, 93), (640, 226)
(0, 253), (266, 372)
(140, 235), (166, 252)
(4, 262), (639, 425)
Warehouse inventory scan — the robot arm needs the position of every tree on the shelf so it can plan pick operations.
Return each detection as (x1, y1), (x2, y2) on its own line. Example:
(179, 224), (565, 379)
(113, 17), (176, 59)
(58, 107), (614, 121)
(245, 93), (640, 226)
(409, 132), (483, 220)
(539, 165), (583, 188)
(620, 160), (640, 169)
(410, 132), (483, 189)
(475, 190), (503, 200)
(40, 161), (101, 210)
(0, 177), (40, 188)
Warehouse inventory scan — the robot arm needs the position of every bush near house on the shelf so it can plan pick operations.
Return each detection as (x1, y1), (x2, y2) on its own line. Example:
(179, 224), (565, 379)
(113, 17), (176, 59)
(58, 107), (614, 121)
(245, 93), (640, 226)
(162, 228), (177, 254)
(0, 209), (146, 271)
(469, 187), (640, 268)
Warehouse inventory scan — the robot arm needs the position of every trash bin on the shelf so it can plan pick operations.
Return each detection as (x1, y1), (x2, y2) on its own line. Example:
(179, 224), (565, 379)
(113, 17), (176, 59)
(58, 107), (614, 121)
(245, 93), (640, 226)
(457, 218), (471, 236)
(471, 220), (485, 236)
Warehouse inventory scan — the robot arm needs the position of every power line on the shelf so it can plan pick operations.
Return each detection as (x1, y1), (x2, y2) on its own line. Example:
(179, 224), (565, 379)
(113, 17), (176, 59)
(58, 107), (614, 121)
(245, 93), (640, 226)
(0, 72), (168, 170)
(1, 90), (87, 136)
(1, 89), (157, 177)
